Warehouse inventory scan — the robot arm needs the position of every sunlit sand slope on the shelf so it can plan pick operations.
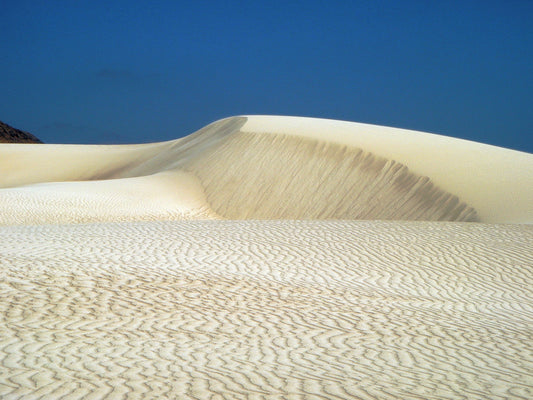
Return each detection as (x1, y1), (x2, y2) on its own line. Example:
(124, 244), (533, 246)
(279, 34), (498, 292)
(1, 220), (532, 399)
(186, 131), (477, 220)
(0, 171), (218, 224)
(242, 117), (533, 223)
(2, 116), (531, 223)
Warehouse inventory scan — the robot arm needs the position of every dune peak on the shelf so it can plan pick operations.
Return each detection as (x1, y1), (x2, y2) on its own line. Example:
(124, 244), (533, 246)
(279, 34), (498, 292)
(1, 115), (532, 224)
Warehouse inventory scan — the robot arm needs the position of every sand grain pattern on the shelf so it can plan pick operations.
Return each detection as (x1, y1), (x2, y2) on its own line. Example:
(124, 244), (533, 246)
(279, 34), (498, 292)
(1, 221), (532, 399)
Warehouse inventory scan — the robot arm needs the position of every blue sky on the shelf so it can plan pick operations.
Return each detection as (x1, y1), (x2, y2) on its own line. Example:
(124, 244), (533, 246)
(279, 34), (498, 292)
(1, 0), (532, 152)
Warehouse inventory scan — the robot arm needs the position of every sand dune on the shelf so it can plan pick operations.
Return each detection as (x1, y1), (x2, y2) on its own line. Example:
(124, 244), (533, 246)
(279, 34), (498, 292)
(1, 116), (532, 399)
(1, 116), (531, 224)
(1, 220), (532, 399)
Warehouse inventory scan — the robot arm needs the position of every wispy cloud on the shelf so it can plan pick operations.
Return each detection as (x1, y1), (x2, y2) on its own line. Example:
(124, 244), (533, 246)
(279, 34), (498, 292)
(93, 68), (162, 83)
(40, 121), (88, 133)
(39, 121), (133, 144)
(95, 68), (135, 80)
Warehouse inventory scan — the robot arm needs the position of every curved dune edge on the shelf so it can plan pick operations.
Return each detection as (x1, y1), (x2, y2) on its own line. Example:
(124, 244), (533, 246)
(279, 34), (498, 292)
(186, 131), (478, 221)
(1, 220), (532, 399)
(241, 116), (533, 223)
(1, 115), (532, 224)
(0, 117), (248, 187)
(2, 126), (478, 223)
(0, 170), (220, 225)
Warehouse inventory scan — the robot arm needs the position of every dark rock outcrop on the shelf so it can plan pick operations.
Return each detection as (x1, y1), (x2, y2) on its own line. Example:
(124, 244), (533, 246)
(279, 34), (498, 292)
(0, 121), (42, 143)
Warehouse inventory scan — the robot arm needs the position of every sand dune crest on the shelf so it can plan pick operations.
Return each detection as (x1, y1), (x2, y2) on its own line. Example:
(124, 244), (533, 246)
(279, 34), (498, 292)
(0, 116), (498, 224)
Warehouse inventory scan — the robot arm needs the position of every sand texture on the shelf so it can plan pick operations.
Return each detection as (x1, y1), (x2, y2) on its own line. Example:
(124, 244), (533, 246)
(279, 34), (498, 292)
(1, 116), (532, 399)
(0, 220), (532, 399)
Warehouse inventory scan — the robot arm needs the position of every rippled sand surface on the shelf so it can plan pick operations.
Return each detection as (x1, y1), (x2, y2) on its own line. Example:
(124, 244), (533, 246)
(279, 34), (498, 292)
(1, 220), (532, 399)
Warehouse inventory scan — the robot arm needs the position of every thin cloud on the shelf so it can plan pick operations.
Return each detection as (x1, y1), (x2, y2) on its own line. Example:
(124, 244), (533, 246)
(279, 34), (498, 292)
(40, 121), (88, 132)
(95, 68), (135, 80)
(38, 122), (131, 144)
(94, 68), (162, 82)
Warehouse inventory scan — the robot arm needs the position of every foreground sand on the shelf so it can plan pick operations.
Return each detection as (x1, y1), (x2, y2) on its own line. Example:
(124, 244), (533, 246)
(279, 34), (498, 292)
(1, 220), (532, 399)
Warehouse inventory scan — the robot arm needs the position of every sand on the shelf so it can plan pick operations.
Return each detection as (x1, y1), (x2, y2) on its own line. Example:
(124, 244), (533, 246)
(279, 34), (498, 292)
(1, 220), (532, 399)
(1, 116), (532, 224)
(0, 116), (532, 399)
(242, 116), (533, 223)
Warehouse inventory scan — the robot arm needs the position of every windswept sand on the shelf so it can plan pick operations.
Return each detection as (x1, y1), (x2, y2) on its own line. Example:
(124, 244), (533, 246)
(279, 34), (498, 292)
(0, 116), (532, 399)
(1, 221), (532, 399)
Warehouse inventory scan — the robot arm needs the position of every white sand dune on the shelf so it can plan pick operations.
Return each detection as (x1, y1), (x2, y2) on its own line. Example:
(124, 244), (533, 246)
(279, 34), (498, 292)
(1, 116), (532, 224)
(1, 116), (532, 399)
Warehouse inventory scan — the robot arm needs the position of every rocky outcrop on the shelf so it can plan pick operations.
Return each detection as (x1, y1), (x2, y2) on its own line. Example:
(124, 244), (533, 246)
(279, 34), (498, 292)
(0, 121), (42, 143)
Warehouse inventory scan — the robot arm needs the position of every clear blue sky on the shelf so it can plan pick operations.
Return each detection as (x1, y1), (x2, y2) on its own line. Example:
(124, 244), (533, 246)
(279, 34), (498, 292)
(1, 0), (532, 152)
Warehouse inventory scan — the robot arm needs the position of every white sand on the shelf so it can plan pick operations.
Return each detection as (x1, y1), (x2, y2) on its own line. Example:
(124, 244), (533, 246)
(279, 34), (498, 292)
(1, 116), (532, 224)
(1, 116), (532, 399)
(0, 220), (532, 399)
(242, 116), (533, 223)
(0, 170), (218, 224)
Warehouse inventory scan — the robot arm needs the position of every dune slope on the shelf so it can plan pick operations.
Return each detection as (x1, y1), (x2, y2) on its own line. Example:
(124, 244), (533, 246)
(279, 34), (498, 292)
(186, 131), (477, 220)
(1, 116), (531, 224)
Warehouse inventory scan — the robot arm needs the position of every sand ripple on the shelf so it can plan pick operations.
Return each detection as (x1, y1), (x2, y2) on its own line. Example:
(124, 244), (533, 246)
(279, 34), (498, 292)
(1, 221), (532, 399)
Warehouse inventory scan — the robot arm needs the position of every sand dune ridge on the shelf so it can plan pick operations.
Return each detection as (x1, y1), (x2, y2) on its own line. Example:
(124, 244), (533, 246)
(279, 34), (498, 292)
(186, 131), (478, 221)
(3, 116), (520, 223)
